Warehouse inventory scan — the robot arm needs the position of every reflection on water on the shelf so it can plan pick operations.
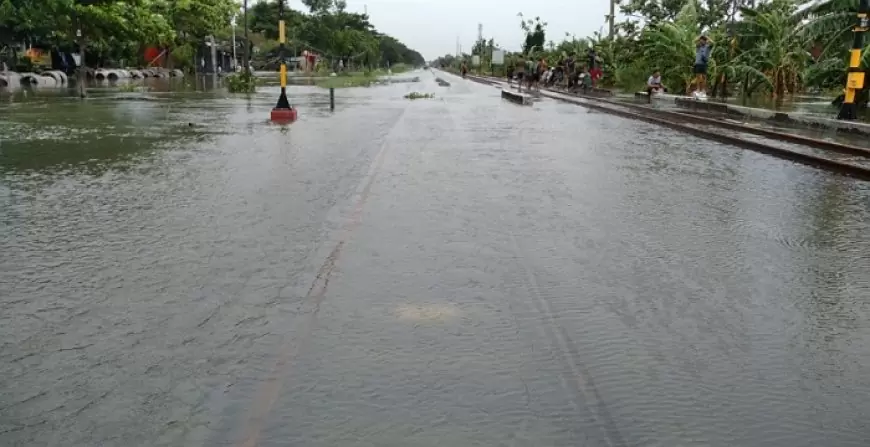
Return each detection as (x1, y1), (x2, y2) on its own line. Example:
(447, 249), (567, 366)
(2, 73), (870, 446)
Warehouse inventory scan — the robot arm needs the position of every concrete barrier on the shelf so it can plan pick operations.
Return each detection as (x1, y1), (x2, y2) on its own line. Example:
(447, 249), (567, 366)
(95, 69), (132, 81)
(19, 72), (38, 85)
(41, 70), (68, 84)
(674, 98), (730, 114)
(19, 72), (57, 86)
(501, 88), (532, 105)
(0, 71), (21, 87)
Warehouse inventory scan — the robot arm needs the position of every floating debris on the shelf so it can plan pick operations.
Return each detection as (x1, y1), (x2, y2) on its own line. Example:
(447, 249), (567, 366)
(404, 92), (434, 100)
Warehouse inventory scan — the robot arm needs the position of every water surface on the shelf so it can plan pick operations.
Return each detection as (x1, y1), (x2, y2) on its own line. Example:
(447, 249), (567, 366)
(2, 71), (870, 446)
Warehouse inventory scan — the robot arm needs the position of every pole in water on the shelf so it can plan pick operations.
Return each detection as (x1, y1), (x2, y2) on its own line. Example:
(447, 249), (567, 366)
(270, 7), (297, 123)
(329, 87), (335, 111)
(838, 0), (870, 120)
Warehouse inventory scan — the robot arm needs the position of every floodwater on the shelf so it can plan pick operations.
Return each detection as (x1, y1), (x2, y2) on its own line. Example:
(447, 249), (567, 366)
(2, 71), (870, 446)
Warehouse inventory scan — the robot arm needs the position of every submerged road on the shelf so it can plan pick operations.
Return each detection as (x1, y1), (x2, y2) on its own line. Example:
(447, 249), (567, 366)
(2, 71), (870, 446)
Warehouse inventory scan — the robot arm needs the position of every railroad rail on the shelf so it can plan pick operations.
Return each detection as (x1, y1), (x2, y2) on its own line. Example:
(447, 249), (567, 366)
(457, 72), (870, 181)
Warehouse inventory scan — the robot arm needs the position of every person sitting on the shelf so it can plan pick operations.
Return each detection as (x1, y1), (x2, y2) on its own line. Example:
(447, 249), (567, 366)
(541, 67), (553, 85)
(577, 66), (593, 93)
(646, 70), (667, 96)
(548, 63), (563, 87)
(568, 64), (585, 92)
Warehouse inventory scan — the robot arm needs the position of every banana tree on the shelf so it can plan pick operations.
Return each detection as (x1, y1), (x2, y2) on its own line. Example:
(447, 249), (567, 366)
(640, 0), (703, 93)
(732, 0), (809, 97)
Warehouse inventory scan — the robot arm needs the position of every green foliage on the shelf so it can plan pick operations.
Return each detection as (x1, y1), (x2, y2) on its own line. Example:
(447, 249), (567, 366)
(0, 0), (424, 73)
(245, 0), (422, 70)
(169, 42), (195, 70)
(518, 13), (546, 55)
(225, 70), (258, 93)
(14, 55), (34, 72)
(315, 73), (375, 88)
(436, 0), (863, 102)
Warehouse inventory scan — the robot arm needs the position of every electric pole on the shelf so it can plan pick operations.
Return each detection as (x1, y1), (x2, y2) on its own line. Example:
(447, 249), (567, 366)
(243, 0), (249, 74)
(477, 23), (483, 72)
(721, 0), (737, 99)
(608, 0), (616, 39)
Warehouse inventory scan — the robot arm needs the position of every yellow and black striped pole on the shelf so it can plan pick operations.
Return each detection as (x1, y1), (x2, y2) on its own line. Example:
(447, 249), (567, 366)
(270, 0), (297, 122)
(837, 0), (870, 120)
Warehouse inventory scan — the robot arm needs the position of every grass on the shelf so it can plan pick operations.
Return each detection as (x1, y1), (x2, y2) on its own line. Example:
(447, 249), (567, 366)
(225, 71), (258, 93)
(315, 73), (378, 88)
(312, 65), (420, 89)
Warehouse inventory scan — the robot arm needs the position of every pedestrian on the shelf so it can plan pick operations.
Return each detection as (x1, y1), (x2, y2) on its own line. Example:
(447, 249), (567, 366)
(692, 35), (711, 99)
(524, 57), (535, 91)
(515, 56), (526, 92)
(587, 48), (603, 87)
(565, 52), (576, 89)
(534, 58), (547, 91)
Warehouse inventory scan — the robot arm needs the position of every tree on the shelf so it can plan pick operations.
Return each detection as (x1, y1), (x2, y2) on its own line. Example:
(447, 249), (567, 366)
(732, 0), (808, 97)
(246, 0), (423, 69)
(517, 13), (546, 55)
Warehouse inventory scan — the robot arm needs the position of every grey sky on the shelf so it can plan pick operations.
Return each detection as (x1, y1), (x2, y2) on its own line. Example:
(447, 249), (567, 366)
(287, 0), (614, 60)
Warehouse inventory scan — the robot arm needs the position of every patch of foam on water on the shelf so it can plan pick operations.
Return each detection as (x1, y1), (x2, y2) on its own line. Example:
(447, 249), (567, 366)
(395, 303), (459, 322)
(0, 122), (99, 141)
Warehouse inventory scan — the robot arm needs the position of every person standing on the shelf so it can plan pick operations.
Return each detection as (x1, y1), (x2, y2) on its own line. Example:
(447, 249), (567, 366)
(515, 56), (526, 91)
(534, 58), (547, 91)
(692, 35), (711, 99)
(564, 52), (576, 89)
(587, 48), (603, 87)
(524, 57), (535, 90)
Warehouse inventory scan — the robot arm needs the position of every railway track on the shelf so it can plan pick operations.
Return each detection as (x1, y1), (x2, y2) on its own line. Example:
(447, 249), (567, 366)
(460, 72), (870, 181)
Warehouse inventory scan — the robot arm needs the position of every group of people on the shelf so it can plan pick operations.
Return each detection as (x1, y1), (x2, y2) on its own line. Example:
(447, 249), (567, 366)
(460, 35), (713, 99)
(645, 35), (711, 99)
(508, 48), (603, 93)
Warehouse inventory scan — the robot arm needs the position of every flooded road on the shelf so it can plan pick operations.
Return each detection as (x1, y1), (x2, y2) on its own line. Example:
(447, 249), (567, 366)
(2, 72), (870, 446)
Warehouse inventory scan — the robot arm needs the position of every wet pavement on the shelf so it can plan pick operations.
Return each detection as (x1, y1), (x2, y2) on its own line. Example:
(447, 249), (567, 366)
(2, 71), (870, 446)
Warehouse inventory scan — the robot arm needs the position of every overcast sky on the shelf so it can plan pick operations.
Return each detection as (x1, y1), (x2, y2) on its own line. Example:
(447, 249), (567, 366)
(285, 0), (615, 60)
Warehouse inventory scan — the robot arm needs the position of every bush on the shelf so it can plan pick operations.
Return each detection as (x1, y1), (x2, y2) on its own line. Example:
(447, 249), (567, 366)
(225, 71), (258, 93)
(14, 56), (34, 72)
(170, 43), (195, 71)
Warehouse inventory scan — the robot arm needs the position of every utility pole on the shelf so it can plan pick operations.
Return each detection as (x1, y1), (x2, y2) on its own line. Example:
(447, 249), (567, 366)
(243, 0), (250, 74)
(231, 15), (237, 70)
(477, 23), (483, 73)
(721, 0), (737, 99)
(608, 0), (616, 39)
(838, 0), (870, 120)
